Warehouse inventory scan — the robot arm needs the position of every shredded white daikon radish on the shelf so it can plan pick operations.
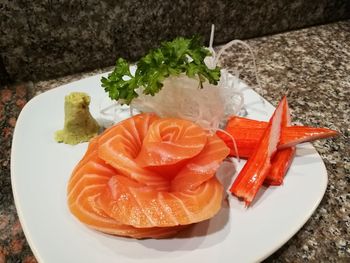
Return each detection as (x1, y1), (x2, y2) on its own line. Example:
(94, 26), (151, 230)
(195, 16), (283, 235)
(130, 71), (243, 131)
(100, 25), (261, 134)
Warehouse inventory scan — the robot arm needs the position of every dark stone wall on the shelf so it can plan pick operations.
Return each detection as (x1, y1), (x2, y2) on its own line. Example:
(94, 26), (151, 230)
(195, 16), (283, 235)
(0, 0), (349, 84)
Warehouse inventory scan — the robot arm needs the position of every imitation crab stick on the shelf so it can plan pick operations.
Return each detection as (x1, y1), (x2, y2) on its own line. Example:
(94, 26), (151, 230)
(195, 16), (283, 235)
(265, 98), (295, 186)
(265, 147), (296, 185)
(230, 97), (286, 205)
(217, 117), (338, 158)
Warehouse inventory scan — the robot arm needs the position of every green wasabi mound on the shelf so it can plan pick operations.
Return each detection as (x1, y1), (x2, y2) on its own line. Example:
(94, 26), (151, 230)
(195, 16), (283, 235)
(55, 92), (100, 145)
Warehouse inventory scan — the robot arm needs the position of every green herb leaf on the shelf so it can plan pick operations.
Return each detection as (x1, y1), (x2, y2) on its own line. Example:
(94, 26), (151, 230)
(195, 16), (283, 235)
(101, 36), (221, 105)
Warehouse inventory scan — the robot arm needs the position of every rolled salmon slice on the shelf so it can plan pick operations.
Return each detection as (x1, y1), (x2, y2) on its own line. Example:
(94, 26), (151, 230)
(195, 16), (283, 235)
(67, 142), (187, 238)
(171, 134), (230, 191)
(68, 113), (227, 238)
(136, 118), (207, 167)
(99, 175), (223, 228)
(98, 113), (170, 189)
(70, 136), (99, 177)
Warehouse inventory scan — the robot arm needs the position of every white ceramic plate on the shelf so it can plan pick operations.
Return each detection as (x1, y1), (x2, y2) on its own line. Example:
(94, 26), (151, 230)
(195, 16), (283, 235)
(11, 73), (328, 263)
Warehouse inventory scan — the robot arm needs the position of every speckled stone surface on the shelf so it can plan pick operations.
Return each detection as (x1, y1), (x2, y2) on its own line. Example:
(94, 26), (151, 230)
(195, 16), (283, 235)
(1, 20), (350, 262)
(1, 0), (349, 84)
(0, 86), (37, 263)
(221, 21), (350, 262)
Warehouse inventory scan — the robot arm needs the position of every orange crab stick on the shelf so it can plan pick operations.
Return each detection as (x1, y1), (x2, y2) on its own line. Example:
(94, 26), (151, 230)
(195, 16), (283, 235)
(217, 118), (338, 158)
(230, 97), (286, 206)
(265, 98), (295, 186)
(265, 147), (296, 185)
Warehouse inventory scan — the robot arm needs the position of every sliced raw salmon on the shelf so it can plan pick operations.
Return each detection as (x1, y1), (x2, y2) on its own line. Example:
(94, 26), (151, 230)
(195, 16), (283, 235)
(135, 117), (209, 180)
(67, 140), (187, 238)
(67, 113), (229, 238)
(98, 175), (223, 228)
(136, 118), (208, 167)
(98, 113), (170, 190)
(171, 134), (230, 191)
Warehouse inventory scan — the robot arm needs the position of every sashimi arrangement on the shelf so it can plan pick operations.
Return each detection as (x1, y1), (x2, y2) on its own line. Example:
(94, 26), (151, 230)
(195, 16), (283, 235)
(65, 36), (338, 238)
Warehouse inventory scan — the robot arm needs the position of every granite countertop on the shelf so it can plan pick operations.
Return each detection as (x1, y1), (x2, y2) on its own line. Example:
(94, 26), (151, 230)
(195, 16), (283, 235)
(1, 0), (349, 83)
(1, 20), (349, 262)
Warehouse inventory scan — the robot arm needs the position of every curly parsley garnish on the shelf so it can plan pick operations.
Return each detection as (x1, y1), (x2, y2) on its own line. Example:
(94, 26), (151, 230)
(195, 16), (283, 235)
(101, 36), (221, 105)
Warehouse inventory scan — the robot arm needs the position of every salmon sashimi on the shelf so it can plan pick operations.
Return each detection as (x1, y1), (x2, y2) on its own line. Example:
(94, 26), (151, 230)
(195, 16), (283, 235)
(171, 134), (230, 191)
(136, 118), (208, 167)
(67, 137), (189, 238)
(98, 113), (170, 190)
(99, 175), (223, 228)
(67, 113), (229, 238)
